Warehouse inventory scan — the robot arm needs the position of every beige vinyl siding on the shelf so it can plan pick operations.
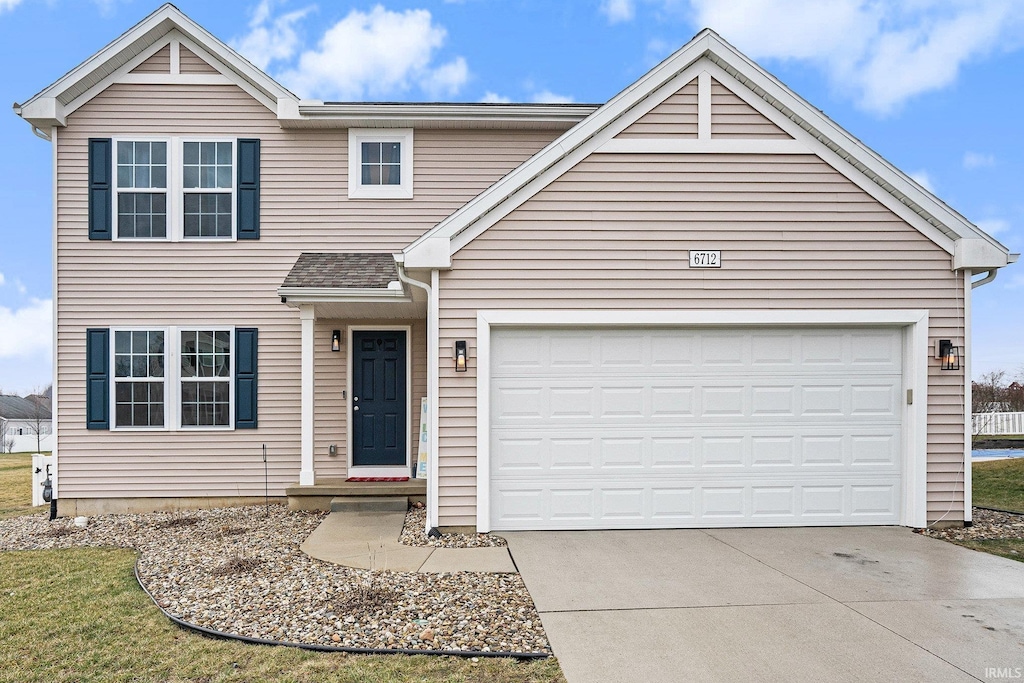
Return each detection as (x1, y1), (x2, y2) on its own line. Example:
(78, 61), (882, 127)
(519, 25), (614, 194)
(616, 79), (698, 138)
(130, 45), (170, 74)
(711, 78), (791, 139)
(313, 319), (426, 478)
(437, 152), (964, 527)
(179, 45), (219, 74)
(56, 82), (558, 499)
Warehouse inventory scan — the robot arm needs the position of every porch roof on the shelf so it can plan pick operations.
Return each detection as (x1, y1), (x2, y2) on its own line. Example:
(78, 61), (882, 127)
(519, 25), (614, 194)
(278, 252), (425, 319)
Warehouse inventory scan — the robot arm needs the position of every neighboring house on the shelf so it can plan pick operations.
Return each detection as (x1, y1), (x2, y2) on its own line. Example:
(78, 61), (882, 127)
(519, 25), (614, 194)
(14, 5), (1015, 531)
(0, 394), (52, 451)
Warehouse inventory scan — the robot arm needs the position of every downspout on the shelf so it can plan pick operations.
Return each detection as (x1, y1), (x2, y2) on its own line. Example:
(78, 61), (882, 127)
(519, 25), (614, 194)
(394, 259), (438, 534)
(970, 269), (997, 289)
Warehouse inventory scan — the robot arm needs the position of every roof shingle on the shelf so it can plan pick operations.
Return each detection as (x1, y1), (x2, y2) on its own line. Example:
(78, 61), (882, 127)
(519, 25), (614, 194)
(281, 253), (399, 289)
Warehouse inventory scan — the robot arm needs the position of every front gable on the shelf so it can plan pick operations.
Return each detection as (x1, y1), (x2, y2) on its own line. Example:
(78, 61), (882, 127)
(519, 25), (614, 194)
(403, 31), (1012, 272)
(15, 4), (297, 131)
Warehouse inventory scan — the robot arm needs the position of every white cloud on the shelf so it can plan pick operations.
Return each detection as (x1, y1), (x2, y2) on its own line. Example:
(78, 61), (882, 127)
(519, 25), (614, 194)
(0, 272), (5, 286)
(975, 218), (1011, 237)
(480, 92), (512, 103)
(277, 6), (468, 100)
(14, 279), (26, 295)
(963, 151), (996, 169)
(422, 56), (469, 99)
(688, 0), (1024, 115)
(531, 90), (575, 104)
(601, 0), (636, 23)
(908, 170), (934, 193)
(0, 0), (24, 13)
(232, 0), (313, 71)
(0, 299), (51, 359)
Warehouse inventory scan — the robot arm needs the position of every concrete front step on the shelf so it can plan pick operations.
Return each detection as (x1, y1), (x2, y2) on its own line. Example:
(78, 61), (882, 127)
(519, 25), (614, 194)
(286, 477), (426, 511)
(330, 496), (408, 513)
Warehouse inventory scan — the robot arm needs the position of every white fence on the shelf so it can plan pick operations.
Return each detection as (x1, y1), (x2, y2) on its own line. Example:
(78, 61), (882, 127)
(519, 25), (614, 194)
(973, 412), (1024, 436)
(7, 434), (54, 453)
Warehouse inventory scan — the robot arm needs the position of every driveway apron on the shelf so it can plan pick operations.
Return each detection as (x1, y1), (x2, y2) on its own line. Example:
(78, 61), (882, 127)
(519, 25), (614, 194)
(504, 527), (1024, 683)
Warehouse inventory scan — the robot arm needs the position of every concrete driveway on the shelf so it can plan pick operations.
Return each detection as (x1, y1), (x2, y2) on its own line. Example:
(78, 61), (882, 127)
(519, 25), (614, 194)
(504, 527), (1024, 682)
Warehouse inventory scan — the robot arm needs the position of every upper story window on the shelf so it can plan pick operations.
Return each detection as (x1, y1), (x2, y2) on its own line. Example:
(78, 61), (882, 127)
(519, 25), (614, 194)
(348, 129), (413, 199)
(114, 138), (235, 240)
(116, 141), (168, 239)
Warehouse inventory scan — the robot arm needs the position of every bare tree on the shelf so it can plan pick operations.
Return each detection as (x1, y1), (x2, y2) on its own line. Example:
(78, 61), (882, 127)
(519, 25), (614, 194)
(25, 388), (51, 454)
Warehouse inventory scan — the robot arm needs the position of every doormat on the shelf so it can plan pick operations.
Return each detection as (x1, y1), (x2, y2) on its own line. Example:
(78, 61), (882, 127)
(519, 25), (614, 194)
(345, 477), (410, 482)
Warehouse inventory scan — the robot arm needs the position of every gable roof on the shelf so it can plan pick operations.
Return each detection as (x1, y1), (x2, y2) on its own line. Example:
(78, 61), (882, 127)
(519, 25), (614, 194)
(0, 395), (51, 421)
(403, 29), (1015, 272)
(14, 4), (598, 134)
(14, 3), (297, 132)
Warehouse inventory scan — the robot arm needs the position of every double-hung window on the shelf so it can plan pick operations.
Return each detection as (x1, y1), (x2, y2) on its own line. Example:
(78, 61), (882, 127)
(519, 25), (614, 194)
(109, 326), (234, 430)
(116, 141), (168, 239)
(113, 138), (235, 240)
(348, 129), (413, 198)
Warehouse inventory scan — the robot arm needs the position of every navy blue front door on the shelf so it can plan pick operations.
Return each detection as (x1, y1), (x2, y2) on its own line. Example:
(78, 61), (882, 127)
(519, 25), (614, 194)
(352, 331), (407, 467)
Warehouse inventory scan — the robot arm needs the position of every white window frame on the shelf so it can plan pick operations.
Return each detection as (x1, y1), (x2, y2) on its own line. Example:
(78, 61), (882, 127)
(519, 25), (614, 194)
(348, 128), (414, 199)
(108, 325), (235, 431)
(112, 137), (170, 242)
(111, 136), (237, 242)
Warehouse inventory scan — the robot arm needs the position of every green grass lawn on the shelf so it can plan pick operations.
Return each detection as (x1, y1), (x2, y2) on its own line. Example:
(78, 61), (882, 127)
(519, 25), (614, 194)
(0, 454), (565, 683)
(972, 457), (1024, 513)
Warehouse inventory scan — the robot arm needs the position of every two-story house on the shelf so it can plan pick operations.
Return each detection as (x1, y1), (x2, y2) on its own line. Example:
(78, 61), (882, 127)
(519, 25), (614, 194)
(15, 4), (1014, 532)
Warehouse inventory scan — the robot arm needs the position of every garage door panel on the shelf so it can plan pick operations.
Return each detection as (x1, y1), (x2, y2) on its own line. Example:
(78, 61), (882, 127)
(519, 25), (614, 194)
(492, 379), (901, 426)
(489, 326), (904, 530)
(492, 429), (900, 475)
(490, 477), (901, 530)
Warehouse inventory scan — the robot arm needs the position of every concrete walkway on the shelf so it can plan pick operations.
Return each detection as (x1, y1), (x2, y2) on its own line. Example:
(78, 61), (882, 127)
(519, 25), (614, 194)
(301, 510), (516, 573)
(505, 526), (1024, 683)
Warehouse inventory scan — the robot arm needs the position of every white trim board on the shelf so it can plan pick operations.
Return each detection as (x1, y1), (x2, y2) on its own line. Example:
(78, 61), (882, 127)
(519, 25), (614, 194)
(474, 309), (930, 532)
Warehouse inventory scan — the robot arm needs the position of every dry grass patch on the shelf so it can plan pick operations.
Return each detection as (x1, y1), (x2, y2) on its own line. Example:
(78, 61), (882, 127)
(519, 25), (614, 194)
(209, 555), (264, 576)
(0, 453), (46, 520)
(0, 548), (565, 683)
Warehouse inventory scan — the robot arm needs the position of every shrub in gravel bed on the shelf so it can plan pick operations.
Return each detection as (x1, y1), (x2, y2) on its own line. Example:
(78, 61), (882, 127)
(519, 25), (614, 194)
(0, 505), (551, 655)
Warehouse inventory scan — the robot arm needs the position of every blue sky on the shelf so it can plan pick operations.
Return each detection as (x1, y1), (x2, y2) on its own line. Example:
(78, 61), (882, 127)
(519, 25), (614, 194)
(0, 0), (1022, 394)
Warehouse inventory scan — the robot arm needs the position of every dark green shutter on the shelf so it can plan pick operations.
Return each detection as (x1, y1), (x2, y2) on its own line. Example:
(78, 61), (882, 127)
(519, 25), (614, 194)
(86, 328), (110, 429)
(235, 328), (258, 428)
(88, 139), (113, 240)
(236, 139), (260, 240)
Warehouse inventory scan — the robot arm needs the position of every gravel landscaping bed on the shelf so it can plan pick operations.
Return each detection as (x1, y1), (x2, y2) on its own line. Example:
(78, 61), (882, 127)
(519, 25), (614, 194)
(919, 507), (1024, 541)
(0, 505), (549, 655)
(399, 504), (508, 548)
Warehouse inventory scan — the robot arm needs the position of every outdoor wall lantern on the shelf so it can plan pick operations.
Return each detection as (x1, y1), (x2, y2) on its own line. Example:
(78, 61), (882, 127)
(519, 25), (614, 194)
(454, 340), (468, 372)
(937, 339), (960, 371)
(331, 330), (342, 352)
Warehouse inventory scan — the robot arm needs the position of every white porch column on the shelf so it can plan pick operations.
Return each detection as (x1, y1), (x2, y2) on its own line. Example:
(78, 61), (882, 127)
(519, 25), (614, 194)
(299, 305), (315, 486)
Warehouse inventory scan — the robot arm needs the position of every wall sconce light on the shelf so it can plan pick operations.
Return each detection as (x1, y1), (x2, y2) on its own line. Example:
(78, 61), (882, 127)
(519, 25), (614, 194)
(331, 330), (341, 352)
(454, 340), (468, 372)
(937, 339), (960, 371)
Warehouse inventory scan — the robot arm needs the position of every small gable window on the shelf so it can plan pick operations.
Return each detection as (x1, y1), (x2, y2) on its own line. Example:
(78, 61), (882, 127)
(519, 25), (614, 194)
(348, 129), (413, 199)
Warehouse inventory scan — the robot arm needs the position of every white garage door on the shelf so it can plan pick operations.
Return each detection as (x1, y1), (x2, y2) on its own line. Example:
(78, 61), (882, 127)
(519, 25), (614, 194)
(489, 327), (904, 530)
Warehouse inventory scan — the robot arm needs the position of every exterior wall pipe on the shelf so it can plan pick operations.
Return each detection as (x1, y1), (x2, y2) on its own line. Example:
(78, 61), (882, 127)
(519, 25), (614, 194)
(394, 259), (438, 534)
(971, 269), (997, 289)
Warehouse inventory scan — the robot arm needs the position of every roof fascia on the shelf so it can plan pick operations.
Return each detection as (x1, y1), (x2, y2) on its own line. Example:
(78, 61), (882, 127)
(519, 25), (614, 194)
(278, 102), (600, 128)
(403, 34), (716, 267)
(277, 286), (411, 305)
(17, 4), (296, 127)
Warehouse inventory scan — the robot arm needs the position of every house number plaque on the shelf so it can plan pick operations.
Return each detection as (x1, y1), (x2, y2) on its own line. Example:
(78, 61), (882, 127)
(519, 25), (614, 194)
(689, 250), (721, 268)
